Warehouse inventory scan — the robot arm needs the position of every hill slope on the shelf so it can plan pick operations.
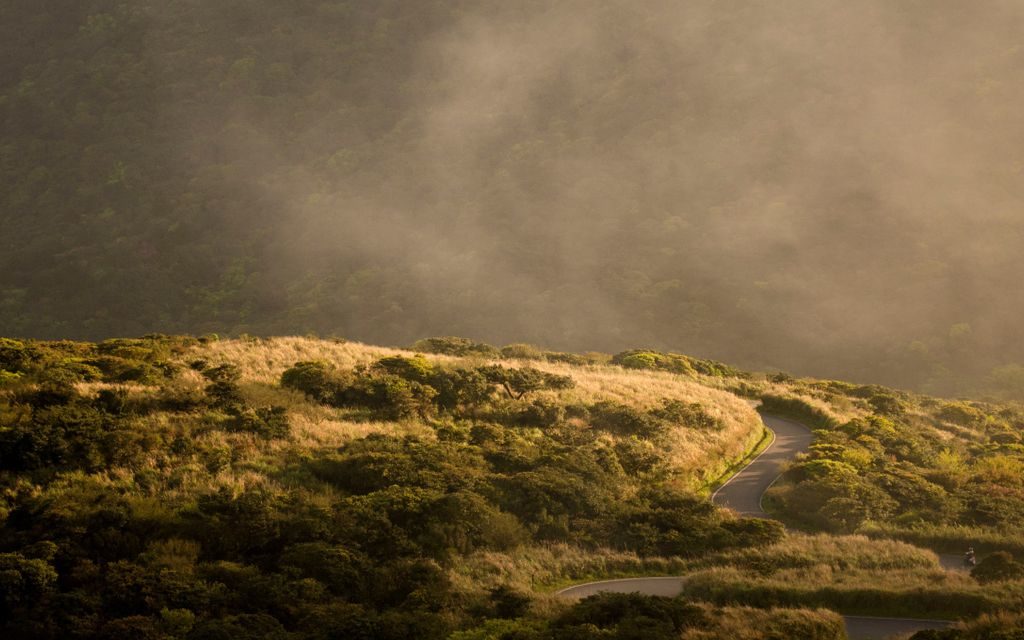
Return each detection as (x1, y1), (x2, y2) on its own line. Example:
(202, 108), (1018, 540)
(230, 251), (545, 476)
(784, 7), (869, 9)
(2, 335), (1024, 638)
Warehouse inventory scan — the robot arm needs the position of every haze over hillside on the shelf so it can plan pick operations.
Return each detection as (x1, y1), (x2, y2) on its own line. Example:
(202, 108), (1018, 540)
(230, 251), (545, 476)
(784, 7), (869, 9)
(4, 0), (1024, 397)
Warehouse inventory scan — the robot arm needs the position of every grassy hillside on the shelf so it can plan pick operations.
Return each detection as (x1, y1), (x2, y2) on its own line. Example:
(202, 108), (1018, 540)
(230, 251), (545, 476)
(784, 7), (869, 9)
(2, 335), (1024, 638)
(6, 1), (1024, 398)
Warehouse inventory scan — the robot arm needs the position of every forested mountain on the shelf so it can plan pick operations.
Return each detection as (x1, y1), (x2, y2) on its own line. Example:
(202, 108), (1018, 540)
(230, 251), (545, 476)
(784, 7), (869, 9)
(5, 1), (1024, 398)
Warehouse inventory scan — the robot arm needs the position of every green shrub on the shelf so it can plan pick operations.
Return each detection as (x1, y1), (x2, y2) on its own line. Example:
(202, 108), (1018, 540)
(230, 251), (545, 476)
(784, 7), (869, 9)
(355, 373), (437, 420)
(938, 402), (987, 426)
(590, 401), (663, 438)
(428, 368), (491, 412)
(544, 351), (593, 365)
(516, 398), (566, 427)
(652, 399), (720, 430)
(478, 365), (575, 400)
(228, 406), (290, 439)
(207, 379), (244, 408)
(0, 338), (34, 372)
(500, 343), (544, 360)
(412, 337), (499, 358)
(613, 349), (690, 373)
(611, 350), (746, 377)
(116, 362), (166, 385)
(553, 592), (706, 637)
(972, 551), (1024, 584)
(372, 355), (435, 383)
(869, 393), (906, 416)
(281, 361), (349, 403)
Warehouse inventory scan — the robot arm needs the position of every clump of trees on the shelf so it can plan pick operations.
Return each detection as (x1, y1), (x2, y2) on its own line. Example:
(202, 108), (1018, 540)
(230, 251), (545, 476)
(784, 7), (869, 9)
(281, 357), (574, 420)
(762, 377), (1024, 594)
(612, 349), (746, 378)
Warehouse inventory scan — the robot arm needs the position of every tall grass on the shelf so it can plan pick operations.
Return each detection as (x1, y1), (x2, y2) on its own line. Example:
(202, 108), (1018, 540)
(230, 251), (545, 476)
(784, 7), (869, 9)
(680, 606), (846, 640)
(179, 337), (767, 487)
(859, 522), (1024, 558)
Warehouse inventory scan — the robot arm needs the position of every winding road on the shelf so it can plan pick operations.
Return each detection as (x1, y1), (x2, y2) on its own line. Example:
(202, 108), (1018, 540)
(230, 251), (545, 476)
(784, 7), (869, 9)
(556, 412), (956, 640)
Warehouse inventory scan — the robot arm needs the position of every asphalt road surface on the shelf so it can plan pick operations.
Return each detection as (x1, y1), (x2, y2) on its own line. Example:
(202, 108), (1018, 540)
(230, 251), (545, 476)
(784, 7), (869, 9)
(554, 412), (958, 640)
(711, 414), (813, 517)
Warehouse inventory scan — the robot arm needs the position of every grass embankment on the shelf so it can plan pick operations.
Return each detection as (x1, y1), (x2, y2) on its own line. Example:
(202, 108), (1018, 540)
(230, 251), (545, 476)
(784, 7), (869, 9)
(679, 535), (1019, 619)
(859, 522), (1024, 559)
(701, 417), (773, 496)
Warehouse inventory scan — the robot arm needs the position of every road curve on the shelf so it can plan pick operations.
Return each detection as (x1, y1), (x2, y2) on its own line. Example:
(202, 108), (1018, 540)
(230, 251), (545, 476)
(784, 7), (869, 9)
(554, 412), (957, 640)
(711, 414), (813, 517)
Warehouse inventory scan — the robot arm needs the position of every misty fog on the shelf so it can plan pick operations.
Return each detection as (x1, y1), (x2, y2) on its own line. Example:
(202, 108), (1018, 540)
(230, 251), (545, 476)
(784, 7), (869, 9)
(4, 0), (1024, 397)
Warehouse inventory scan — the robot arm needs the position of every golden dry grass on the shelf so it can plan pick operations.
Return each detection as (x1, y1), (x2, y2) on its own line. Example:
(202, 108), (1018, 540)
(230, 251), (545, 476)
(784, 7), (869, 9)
(176, 337), (765, 481)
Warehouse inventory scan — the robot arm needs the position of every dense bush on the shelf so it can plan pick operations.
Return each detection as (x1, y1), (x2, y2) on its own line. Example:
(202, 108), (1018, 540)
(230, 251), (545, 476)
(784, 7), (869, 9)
(590, 401), (664, 438)
(972, 552), (1024, 584)
(612, 349), (746, 378)
(282, 358), (575, 420)
(280, 361), (349, 403)
(552, 592), (706, 638)
(412, 337), (499, 358)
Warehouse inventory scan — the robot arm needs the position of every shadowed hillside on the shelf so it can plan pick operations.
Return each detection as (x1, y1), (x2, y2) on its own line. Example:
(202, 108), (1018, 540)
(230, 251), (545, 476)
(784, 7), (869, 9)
(5, 1), (1024, 398)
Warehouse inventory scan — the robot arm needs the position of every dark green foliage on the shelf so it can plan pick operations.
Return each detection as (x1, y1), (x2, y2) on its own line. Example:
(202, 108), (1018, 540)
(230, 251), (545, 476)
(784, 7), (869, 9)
(767, 383), (1024, 545)
(0, 338), (34, 372)
(651, 399), (720, 430)
(412, 337), (499, 358)
(0, 401), (136, 473)
(488, 585), (532, 619)
(281, 361), (349, 403)
(612, 350), (745, 378)
(0, 337), (179, 390)
(207, 379), (244, 408)
(972, 552), (1024, 584)
(613, 350), (694, 374)
(552, 593), (706, 638)
(428, 368), (492, 412)
(0, 551), (59, 617)
(613, 438), (662, 474)
(590, 401), (663, 438)
(478, 365), (575, 400)
(283, 359), (575, 420)
(228, 406), (290, 439)
(516, 398), (566, 428)
(279, 542), (366, 598)
(353, 373), (438, 420)
(372, 355), (435, 383)
(938, 402), (987, 426)
(189, 613), (290, 640)
(613, 487), (784, 555)
(543, 351), (594, 365)
(868, 393), (906, 417)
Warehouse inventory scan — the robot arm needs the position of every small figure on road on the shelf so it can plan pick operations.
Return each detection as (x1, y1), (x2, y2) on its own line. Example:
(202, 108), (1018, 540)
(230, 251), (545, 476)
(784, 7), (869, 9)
(963, 546), (976, 568)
